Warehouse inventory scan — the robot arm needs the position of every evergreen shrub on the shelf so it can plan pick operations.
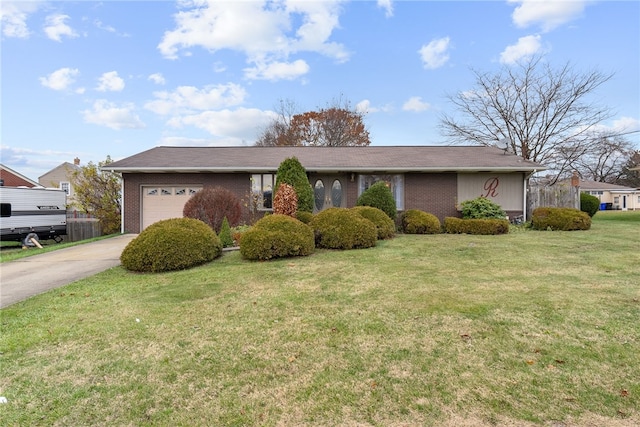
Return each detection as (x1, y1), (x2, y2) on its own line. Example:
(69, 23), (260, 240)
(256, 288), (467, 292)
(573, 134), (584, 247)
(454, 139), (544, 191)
(275, 157), (314, 213)
(444, 217), (510, 235)
(531, 207), (591, 231)
(356, 181), (397, 220)
(219, 217), (234, 248)
(580, 192), (600, 217)
(296, 211), (313, 224)
(240, 214), (314, 261)
(460, 196), (507, 219)
(121, 218), (222, 272)
(400, 209), (441, 234)
(183, 186), (242, 233)
(310, 207), (377, 250)
(351, 206), (395, 239)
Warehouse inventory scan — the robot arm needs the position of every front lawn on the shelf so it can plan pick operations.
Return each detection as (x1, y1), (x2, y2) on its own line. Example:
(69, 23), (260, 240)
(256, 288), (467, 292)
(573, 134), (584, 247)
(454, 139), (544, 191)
(1, 212), (638, 426)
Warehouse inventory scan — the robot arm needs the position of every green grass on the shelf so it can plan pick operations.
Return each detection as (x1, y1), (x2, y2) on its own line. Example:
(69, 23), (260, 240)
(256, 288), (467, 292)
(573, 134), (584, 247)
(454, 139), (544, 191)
(0, 234), (120, 263)
(1, 212), (639, 426)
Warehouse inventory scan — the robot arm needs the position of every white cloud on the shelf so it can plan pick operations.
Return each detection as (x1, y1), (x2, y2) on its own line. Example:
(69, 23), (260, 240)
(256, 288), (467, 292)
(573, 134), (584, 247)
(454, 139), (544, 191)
(402, 96), (431, 112)
(500, 34), (542, 64)
(145, 83), (247, 115)
(44, 14), (78, 42)
(418, 37), (450, 70)
(377, 0), (394, 18)
(592, 116), (640, 136)
(509, 0), (587, 32)
(1, 2), (41, 38)
(148, 73), (166, 85)
(39, 67), (79, 91)
(96, 71), (125, 92)
(82, 100), (145, 130)
(167, 108), (274, 141)
(356, 99), (392, 114)
(158, 0), (348, 81)
(244, 59), (310, 81)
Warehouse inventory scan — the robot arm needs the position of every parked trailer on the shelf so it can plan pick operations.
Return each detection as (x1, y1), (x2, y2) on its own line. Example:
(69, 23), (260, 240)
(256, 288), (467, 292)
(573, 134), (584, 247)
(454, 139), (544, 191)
(0, 187), (67, 243)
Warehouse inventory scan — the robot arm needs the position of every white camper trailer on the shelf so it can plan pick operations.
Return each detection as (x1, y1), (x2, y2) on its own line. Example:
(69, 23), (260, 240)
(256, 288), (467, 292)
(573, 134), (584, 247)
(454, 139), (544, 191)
(0, 187), (67, 242)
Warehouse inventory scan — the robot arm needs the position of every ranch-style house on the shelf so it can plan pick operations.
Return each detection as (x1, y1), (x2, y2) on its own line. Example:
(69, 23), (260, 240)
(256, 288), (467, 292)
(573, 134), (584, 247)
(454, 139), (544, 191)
(103, 145), (545, 233)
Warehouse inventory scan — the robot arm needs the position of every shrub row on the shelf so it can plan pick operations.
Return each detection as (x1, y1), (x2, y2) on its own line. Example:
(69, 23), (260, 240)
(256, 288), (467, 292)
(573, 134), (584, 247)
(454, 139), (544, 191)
(444, 217), (510, 235)
(531, 207), (591, 231)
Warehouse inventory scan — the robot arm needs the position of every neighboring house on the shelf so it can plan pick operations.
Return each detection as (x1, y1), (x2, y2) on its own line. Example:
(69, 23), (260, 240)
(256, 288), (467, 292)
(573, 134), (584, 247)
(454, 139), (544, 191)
(104, 146), (545, 234)
(38, 158), (81, 209)
(0, 164), (41, 188)
(579, 180), (640, 211)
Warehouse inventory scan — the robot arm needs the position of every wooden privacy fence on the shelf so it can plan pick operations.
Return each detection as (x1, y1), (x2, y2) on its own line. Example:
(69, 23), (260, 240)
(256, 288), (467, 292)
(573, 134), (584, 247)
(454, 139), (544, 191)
(528, 182), (580, 213)
(65, 219), (102, 242)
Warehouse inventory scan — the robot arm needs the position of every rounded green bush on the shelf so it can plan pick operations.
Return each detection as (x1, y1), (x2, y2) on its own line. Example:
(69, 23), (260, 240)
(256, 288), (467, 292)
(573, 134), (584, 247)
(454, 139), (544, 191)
(400, 209), (441, 234)
(121, 218), (222, 272)
(531, 207), (591, 231)
(296, 211), (314, 224)
(356, 181), (397, 220)
(240, 214), (314, 261)
(310, 207), (377, 250)
(350, 206), (395, 239)
(580, 192), (600, 217)
(444, 217), (510, 235)
(460, 196), (506, 219)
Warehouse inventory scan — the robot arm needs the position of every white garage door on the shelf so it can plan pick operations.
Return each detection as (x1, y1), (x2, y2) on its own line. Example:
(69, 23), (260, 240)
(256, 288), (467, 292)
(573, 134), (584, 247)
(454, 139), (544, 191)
(142, 186), (202, 230)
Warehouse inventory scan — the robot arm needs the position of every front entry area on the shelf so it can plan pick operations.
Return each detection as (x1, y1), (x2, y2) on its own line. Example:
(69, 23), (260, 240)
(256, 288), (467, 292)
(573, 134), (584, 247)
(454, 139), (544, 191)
(313, 176), (345, 213)
(141, 186), (202, 230)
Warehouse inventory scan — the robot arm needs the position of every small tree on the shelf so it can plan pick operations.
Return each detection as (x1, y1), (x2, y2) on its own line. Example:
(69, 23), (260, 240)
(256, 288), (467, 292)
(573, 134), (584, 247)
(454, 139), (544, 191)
(275, 157), (313, 213)
(273, 183), (298, 218)
(183, 187), (242, 233)
(71, 156), (121, 235)
(356, 181), (397, 220)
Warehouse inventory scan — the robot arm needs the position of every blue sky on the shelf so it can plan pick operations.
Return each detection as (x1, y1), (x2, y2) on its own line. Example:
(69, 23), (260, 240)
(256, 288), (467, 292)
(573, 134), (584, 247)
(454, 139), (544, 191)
(2, 0), (639, 180)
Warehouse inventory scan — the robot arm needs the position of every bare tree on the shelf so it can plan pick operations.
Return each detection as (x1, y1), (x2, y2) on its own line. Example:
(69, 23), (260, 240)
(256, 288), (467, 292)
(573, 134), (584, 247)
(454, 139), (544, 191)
(439, 55), (614, 183)
(256, 95), (370, 147)
(617, 150), (640, 187)
(255, 98), (299, 146)
(567, 134), (635, 183)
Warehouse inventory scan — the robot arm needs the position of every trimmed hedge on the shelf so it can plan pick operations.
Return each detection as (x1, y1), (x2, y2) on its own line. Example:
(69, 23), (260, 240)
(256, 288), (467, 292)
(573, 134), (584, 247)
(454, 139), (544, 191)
(580, 192), (600, 217)
(296, 211), (313, 224)
(400, 209), (441, 234)
(444, 217), (510, 235)
(121, 218), (222, 272)
(240, 214), (315, 261)
(310, 207), (377, 250)
(356, 181), (397, 220)
(351, 206), (395, 240)
(531, 207), (591, 231)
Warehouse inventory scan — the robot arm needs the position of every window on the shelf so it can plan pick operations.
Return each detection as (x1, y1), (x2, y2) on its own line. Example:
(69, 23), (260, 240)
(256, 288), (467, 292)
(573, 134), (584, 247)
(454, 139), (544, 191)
(358, 174), (404, 210)
(161, 188), (172, 195)
(147, 188), (158, 196)
(251, 174), (276, 210)
(1, 203), (10, 218)
(60, 181), (71, 195)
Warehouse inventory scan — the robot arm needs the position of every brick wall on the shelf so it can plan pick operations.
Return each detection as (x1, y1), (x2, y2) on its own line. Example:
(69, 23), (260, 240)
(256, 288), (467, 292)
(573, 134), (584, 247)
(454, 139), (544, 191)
(404, 173), (459, 222)
(122, 172), (256, 233)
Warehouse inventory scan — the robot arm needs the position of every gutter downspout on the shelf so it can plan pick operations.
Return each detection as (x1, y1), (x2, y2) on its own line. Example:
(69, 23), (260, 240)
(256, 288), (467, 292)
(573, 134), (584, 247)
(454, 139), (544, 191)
(524, 169), (537, 220)
(120, 177), (125, 234)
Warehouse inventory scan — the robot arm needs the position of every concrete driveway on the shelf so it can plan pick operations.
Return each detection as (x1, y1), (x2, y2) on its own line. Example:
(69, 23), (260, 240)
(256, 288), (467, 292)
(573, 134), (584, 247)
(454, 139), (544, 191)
(0, 234), (137, 309)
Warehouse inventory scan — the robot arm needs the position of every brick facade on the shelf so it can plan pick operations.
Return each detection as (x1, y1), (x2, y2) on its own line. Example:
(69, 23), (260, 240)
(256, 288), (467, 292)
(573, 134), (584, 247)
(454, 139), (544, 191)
(122, 171), (525, 233)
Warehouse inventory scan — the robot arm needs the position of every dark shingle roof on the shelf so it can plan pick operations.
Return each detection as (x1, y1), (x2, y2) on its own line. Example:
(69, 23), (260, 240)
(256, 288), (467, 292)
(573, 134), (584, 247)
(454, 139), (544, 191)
(104, 145), (545, 173)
